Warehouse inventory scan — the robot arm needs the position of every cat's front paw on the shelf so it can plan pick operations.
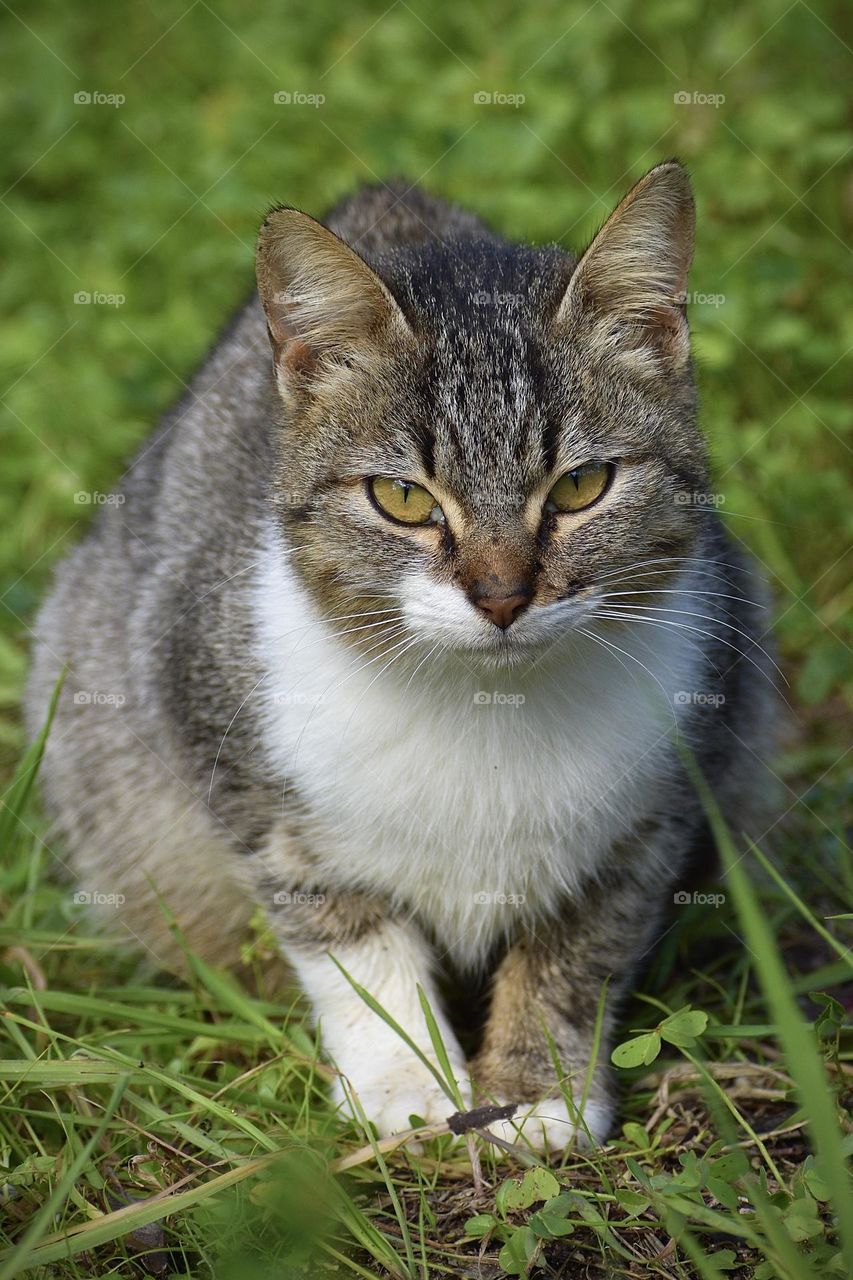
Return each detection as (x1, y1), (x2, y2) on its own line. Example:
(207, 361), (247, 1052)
(331, 1050), (471, 1138)
(472, 1049), (615, 1152)
(483, 1092), (614, 1152)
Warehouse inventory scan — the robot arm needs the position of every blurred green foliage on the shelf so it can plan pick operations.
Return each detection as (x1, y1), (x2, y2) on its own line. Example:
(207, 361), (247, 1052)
(0, 8), (850, 1273)
(0, 0), (851, 758)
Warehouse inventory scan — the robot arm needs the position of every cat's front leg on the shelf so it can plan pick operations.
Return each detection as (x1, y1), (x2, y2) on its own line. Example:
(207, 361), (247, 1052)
(472, 866), (670, 1151)
(258, 878), (470, 1135)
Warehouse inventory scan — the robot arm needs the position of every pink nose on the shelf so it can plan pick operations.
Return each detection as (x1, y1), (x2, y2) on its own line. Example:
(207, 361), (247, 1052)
(474, 591), (530, 630)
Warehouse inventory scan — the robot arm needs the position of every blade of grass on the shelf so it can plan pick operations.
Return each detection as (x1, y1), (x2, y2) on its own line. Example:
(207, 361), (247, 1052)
(0, 1059), (150, 1086)
(156, 889), (288, 1047)
(689, 762), (853, 1275)
(337, 1080), (415, 1277)
(0, 670), (63, 855)
(0, 1072), (128, 1280)
(416, 983), (464, 1109)
(748, 839), (852, 963)
(0, 1148), (279, 1271)
(329, 956), (455, 1104)
(3, 988), (267, 1045)
(687, 1072), (820, 1280)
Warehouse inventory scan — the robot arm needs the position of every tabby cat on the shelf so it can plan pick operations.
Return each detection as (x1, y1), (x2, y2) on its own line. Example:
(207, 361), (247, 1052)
(27, 161), (777, 1147)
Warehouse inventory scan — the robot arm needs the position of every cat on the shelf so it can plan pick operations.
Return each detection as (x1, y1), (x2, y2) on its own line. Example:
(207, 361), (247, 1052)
(26, 161), (777, 1149)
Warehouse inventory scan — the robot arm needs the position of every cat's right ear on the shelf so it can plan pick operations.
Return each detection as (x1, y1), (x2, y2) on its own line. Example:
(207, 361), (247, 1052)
(256, 207), (411, 398)
(554, 161), (695, 378)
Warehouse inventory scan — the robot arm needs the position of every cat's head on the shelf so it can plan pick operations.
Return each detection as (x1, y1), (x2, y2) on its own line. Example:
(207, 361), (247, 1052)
(256, 162), (708, 663)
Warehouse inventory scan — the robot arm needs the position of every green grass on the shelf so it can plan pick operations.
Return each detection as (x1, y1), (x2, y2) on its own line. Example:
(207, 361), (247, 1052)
(0, 0), (851, 1275)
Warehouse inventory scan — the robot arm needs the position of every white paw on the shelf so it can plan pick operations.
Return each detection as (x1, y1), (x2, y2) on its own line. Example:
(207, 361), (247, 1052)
(287, 925), (472, 1142)
(484, 1094), (613, 1152)
(332, 1050), (471, 1137)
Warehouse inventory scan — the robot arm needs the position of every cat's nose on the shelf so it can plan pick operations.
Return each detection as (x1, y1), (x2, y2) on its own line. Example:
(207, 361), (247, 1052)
(473, 587), (531, 630)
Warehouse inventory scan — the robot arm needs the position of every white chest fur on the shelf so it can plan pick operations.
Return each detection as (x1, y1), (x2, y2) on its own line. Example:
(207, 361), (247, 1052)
(252, 533), (699, 968)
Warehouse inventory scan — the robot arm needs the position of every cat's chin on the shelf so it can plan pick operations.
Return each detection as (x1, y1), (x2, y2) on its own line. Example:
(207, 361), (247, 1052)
(398, 633), (535, 670)
(443, 632), (561, 669)
(463, 642), (537, 669)
(403, 622), (578, 669)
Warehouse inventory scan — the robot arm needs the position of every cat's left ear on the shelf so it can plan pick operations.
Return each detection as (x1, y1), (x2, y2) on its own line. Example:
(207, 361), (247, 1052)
(555, 160), (695, 376)
(256, 206), (412, 398)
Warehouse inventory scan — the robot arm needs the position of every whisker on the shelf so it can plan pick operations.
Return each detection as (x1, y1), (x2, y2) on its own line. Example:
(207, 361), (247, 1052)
(331, 634), (424, 776)
(591, 610), (721, 675)
(591, 609), (786, 690)
(264, 606), (401, 647)
(591, 555), (756, 584)
(594, 601), (784, 680)
(329, 617), (405, 642)
(207, 670), (271, 805)
(270, 617), (406, 655)
(284, 623), (410, 722)
(401, 637), (444, 699)
(577, 627), (679, 737)
(596, 601), (783, 676)
(597, 586), (767, 610)
(324, 632), (422, 783)
(272, 624), (412, 814)
(282, 616), (404, 652)
(271, 623), (410, 733)
(324, 607), (401, 622)
(591, 571), (747, 600)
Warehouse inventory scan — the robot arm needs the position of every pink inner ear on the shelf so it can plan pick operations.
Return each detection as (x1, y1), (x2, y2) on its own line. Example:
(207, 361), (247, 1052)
(281, 336), (317, 376)
(264, 296), (318, 376)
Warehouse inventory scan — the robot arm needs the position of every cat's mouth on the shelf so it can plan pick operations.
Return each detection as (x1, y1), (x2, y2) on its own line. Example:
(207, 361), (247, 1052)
(397, 572), (599, 663)
(434, 603), (594, 665)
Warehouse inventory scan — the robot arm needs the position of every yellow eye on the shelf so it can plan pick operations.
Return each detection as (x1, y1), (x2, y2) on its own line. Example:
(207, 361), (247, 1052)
(368, 476), (442, 526)
(546, 462), (613, 513)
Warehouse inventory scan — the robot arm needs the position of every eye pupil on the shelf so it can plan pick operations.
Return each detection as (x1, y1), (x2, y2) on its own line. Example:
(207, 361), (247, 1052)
(546, 461), (613, 513)
(369, 476), (441, 526)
